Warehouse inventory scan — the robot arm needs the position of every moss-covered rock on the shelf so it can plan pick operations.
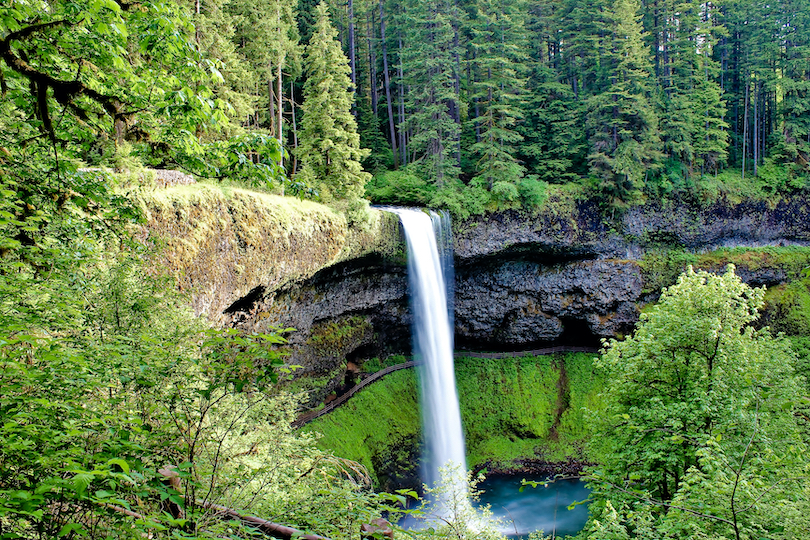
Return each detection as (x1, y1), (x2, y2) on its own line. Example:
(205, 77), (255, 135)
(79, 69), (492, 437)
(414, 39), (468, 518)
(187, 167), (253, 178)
(135, 183), (401, 322)
(305, 352), (605, 489)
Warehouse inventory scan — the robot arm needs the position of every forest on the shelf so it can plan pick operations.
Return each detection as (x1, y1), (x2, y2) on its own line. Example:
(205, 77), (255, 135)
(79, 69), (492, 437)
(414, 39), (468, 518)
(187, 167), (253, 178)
(4, 0), (810, 217)
(1, 0), (809, 538)
(174, 0), (810, 215)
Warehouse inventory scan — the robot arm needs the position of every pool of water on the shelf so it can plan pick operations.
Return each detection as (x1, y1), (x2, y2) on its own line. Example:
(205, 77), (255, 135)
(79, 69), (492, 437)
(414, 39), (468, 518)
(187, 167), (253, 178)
(474, 474), (590, 538)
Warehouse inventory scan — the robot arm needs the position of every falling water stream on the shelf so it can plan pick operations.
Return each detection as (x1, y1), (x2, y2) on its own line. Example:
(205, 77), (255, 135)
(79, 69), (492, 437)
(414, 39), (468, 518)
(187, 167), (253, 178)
(386, 207), (589, 534)
(387, 207), (468, 510)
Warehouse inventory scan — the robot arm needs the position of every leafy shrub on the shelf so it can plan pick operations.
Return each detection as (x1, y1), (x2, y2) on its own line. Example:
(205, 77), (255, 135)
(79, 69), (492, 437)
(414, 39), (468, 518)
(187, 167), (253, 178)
(517, 176), (550, 208)
(364, 168), (436, 206)
(638, 248), (698, 293)
(430, 180), (490, 219)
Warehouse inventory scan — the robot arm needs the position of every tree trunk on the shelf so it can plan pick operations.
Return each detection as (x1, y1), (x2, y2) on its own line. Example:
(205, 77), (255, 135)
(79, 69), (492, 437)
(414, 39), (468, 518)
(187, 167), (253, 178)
(366, 10), (379, 116)
(742, 80), (749, 181)
(268, 60), (276, 137)
(278, 61), (284, 170)
(398, 35), (407, 165)
(380, 0), (398, 166)
(348, 0), (357, 98)
(195, 0), (201, 44)
(451, 0), (461, 166)
(753, 81), (758, 177)
(290, 80), (298, 175)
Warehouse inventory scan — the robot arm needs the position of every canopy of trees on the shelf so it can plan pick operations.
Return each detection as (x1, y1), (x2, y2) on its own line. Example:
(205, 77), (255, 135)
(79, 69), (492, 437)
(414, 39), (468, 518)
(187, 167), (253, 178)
(588, 266), (810, 539)
(308, 0), (810, 212)
(5, 0), (810, 217)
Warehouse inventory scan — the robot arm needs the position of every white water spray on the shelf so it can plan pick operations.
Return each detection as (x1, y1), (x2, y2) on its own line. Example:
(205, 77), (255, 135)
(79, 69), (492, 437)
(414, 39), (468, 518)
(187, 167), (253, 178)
(387, 208), (468, 510)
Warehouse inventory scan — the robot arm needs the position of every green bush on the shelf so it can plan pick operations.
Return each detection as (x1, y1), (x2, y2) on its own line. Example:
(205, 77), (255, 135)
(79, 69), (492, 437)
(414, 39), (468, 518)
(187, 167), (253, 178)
(638, 249), (698, 293)
(764, 273), (810, 336)
(364, 168), (436, 206)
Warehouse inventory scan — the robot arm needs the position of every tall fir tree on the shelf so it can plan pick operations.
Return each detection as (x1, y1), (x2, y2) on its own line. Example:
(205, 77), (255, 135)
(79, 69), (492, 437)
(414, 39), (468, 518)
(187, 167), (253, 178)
(179, 0), (255, 125)
(585, 0), (663, 205)
(773, 0), (810, 176)
(466, 0), (529, 202)
(657, 0), (728, 179)
(556, 0), (611, 99)
(296, 1), (371, 218)
(517, 0), (587, 183)
(228, 0), (302, 139)
(399, 0), (463, 186)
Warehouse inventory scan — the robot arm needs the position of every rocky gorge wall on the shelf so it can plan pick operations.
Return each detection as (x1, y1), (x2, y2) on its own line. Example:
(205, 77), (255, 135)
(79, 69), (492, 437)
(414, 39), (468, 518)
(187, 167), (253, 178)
(143, 188), (810, 402)
(135, 184), (402, 324)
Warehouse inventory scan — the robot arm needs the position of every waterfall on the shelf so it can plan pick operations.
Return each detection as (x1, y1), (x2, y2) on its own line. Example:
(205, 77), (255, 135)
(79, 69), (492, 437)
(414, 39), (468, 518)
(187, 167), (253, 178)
(387, 207), (468, 511)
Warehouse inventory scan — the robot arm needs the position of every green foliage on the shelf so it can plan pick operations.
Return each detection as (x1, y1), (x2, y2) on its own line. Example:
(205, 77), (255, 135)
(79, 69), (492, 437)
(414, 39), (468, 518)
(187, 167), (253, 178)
(398, 0), (463, 187)
(407, 465), (505, 540)
(361, 354), (409, 373)
(696, 245), (810, 275)
(639, 245), (810, 295)
(430, 180), (491, 220)
(296, 1), (371, 222)
(764, 273), (810, 336)
(305, 369), (421, 486)
(467, 0), (529, 192)
(310, 353), (605, 486)
(585, 266), (808, 539)
(584, 0), (663, 206)
(456, 356), (558, 466)
(365, 169), (437, 206)
(637, 249), (699, 294)
(556, 353), (608, 444)
(164, 131), (290, 190)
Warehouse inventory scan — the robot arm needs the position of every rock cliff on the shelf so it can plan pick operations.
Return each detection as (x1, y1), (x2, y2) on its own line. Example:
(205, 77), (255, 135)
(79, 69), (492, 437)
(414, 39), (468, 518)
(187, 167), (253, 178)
(136, 184), (402, 323)
(143, 188), (810, 402)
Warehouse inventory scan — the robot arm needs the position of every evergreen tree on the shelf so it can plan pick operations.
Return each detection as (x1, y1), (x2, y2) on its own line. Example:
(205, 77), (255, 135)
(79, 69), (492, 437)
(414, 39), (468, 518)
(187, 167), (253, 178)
(773, 0), (810, 177)
(228, 0), (302, 141)
(181, 0), (255, 124)
(585, 0), (663, 205)
(466, 0), (529, 202)
(716, 0), (781, 175)
(658, 0), (727, 179)
(399, 0), (463, 186)
(517, 0), (587, 184)
(296, 1), (371, 218)
(556, 0), (612, 99)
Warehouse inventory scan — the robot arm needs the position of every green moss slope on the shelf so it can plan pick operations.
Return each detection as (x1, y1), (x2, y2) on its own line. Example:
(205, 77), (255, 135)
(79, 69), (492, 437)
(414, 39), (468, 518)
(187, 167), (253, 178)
(305, 353), (606, 487)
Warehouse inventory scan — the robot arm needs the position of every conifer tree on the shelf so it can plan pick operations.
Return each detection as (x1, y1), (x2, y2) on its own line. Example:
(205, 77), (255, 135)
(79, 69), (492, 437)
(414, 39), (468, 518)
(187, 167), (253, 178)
(399, 0), (463, 186)
(585, 0), (662, 205)
(177, 0), (255, 123)
(657, 0), (727, 178)
(466, 0), (529, 201)
(228, 0), (301, 149)
(517, 0), (588, 184)
(296, 1), (371, 218)
(773, 0), (810, 175)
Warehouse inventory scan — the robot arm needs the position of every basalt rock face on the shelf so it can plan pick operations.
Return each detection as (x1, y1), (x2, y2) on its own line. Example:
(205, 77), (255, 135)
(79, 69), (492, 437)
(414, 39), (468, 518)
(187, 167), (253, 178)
(230, 255), (412, 400)
(225, 195), (810, 401)
(454, 196), (810, 261)
(454, 259), (644, 348)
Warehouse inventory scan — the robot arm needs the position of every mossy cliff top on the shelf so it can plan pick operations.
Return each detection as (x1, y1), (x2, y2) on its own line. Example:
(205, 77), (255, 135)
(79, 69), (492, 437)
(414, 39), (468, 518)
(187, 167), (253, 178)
(134, 184), (401, 322)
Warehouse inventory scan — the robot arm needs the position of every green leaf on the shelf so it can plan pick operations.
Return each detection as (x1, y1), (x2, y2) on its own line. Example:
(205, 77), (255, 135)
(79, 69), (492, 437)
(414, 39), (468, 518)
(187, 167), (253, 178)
(72, 472), (94, 496)
(57, 523), (85, 537)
